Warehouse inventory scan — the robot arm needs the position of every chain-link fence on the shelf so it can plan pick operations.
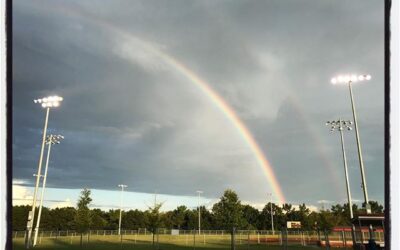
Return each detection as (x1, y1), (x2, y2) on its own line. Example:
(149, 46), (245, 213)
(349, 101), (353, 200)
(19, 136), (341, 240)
(13, 228), (385, 249)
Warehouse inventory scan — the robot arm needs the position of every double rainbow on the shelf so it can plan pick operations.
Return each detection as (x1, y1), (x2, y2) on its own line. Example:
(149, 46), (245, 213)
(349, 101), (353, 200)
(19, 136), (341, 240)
(48, 4), (287, 204)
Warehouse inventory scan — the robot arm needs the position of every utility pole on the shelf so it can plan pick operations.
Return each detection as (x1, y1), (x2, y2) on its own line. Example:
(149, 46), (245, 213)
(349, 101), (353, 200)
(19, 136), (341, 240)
(118, 184), (127, 235)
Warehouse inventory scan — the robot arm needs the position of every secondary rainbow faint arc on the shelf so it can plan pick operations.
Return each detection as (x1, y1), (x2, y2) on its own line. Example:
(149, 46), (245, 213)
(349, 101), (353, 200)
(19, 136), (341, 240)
(50, 4), (287, 204)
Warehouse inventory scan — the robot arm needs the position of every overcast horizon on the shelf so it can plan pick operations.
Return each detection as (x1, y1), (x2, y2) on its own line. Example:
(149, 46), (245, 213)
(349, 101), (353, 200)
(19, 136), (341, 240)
(13, 0), (384, 210)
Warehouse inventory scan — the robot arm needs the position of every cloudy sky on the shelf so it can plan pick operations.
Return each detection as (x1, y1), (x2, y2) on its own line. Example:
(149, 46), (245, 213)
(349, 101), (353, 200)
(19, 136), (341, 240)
(13, 0), (384, 210)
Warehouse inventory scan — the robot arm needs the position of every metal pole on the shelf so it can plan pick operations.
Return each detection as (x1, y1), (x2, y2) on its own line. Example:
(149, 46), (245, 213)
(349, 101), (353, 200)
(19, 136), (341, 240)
(198, 192), (201, 235)
(348, 82), (370, 212)
(26, 107), (50, 249)
(338, 123), (354, 219)
(118, 185), (126, 235)
(33, 137), (52, 246)
(269, 194), (274, 235)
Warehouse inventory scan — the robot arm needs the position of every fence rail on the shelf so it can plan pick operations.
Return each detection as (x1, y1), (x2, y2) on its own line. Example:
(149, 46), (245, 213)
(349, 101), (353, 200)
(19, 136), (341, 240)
(13, 228), (385, 248)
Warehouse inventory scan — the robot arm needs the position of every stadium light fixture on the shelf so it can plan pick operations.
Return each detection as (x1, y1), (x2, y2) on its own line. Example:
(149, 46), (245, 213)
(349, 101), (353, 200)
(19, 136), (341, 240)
(330, 74), (371, 214)
(33, 135), (64, 246)
(26, 96), (63, 249)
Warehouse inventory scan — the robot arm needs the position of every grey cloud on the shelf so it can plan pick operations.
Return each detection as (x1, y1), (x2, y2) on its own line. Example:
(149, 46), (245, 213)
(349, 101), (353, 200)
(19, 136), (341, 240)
(12, 0), (384, 206)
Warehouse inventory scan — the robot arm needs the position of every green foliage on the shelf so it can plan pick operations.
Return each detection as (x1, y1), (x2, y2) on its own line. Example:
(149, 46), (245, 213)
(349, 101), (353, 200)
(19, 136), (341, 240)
(212, 189), (243, 230)
(74, 188), (92, 233)
(90, 209), (107, 229)
(12, 205), (31, 231)
(242, 204), (259, 229)
(12, 189), (385, 233)
(364, 201), (384, 213)
(123, 209), (148, 229)
(171, 206), (187, 229)
(146, 202), (164, 234)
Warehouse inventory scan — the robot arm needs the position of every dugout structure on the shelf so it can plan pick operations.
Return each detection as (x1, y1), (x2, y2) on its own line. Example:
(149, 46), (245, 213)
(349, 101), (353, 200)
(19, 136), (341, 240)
(352, 213), (385, 249)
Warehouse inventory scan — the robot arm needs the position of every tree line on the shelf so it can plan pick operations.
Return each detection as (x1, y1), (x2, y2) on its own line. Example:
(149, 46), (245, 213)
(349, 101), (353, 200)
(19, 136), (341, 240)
(13, 189), (384, 233)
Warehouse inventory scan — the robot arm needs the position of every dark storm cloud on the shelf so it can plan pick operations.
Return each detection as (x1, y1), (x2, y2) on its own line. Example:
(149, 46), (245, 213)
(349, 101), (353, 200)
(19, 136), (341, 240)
(13, 0), (384, 205)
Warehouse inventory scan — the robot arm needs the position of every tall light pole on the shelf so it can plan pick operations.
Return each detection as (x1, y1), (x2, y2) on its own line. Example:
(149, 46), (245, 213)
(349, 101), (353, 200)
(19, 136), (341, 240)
(196, 191), (203, 234)
(331, 74), (372, 214)
(118, 184), (127, 235)
(267, 193), (274, 234)
(33, 134), (64, 246)
(326, 119), (354, 219)
(26, 95), (63, 249)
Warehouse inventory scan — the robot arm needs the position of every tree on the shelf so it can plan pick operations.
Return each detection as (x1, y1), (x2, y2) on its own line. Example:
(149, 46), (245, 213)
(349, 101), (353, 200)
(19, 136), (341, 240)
(212, 189), (243, 231)
(260, 203), (285, 230)
(74, 188), (92, 247)
(318, 210), (336, 231)
(198, 206), (214, 230)
(146, 202), (164, 245)
(90, 209), (107, 229)
(106, 209), (120, 230)
(242, 204), (259, 229)
(364, 201), (384, 214)
(172, 206), (187, 229)
(295, 203), (311, 229)
(124, 209), (148, 229)
(12, 205), (32, 231)
(49, 207), (76, 230)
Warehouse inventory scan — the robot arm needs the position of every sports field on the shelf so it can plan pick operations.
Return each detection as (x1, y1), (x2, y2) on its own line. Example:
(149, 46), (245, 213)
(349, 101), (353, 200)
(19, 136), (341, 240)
(12, 234), (352, 250)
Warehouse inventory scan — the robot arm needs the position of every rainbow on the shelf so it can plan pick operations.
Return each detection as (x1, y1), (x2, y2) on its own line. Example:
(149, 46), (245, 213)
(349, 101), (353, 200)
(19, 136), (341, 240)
(117, 40), (287, 203)
(46, 4), (287, 203)
(161, 56), (286, 203)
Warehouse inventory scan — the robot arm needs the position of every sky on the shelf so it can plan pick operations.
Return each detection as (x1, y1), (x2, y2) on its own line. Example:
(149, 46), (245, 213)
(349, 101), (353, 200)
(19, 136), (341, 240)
(12, 0), (384, 211)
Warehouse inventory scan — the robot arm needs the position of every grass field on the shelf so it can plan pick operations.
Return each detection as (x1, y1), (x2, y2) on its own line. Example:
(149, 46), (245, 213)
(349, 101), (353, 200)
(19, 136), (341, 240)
(12, 234), (352, 250)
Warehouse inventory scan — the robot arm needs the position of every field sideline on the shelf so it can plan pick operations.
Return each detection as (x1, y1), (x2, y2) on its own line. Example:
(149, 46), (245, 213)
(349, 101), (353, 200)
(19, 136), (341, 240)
(12, 234), (352, 250)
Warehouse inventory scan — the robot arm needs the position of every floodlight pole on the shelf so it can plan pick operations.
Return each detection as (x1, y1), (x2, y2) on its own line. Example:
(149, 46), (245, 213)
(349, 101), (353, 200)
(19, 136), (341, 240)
(348, 81), (370, 212)
(326, 119), (354, 219)
(33, 135), (53, 246)
(338, 120), (354, 219)
(26, 107), (50, 249)
(118, 184), (127, 235)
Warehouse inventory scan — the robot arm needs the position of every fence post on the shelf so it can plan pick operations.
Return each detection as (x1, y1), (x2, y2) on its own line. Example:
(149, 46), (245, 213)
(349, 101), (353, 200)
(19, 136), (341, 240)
(245, 231), (249, 250)
(257, 232), (260, 244)
(324, 230), (330, 250)
(341, 230), (345, 247)
(265, 231), (268, 246)
(285, 229), (288, 250)
(203, 232), (205, 245)
(193, 230), (196, 250)
(157, 229), (160, 250)
(230, 227), (236, 250)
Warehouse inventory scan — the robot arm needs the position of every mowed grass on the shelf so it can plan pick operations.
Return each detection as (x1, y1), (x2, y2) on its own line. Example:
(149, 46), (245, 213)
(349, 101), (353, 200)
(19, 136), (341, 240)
(12, 234), (352, 250)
